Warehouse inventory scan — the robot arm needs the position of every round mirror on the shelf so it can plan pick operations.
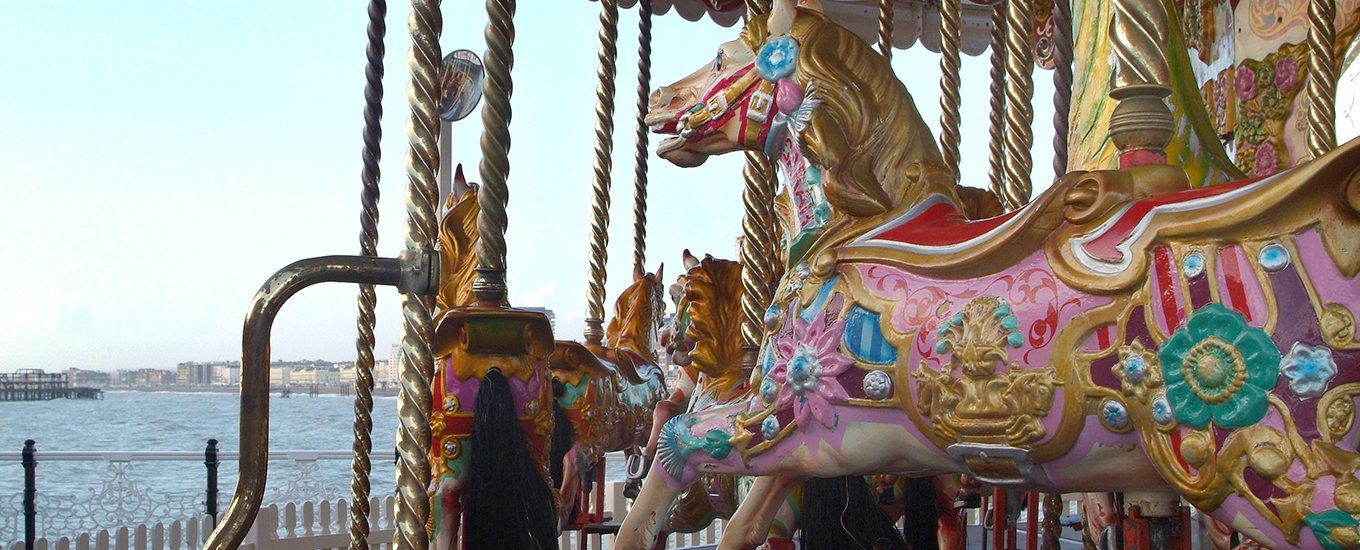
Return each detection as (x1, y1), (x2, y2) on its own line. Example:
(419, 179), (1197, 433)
(439, 49), (485, 122)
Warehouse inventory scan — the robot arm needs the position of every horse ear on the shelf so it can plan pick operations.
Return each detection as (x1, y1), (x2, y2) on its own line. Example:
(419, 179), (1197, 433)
(769, 0), (795, 36)
(452, 164), (471, 199)
(655, 263), (664, 283)
(683, 249), (701, 270)
(634, 262), (645, 282)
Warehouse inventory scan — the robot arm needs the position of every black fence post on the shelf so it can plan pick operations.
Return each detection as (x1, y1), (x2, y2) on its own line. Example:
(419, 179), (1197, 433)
(204, 438), (219, 526)
(22, 439), (36, 549)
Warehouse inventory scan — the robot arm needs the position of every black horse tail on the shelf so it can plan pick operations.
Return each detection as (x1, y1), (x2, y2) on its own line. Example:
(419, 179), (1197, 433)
(548, 379), (574, 490)
(464, 369), (557, 550)
(899, 476), (940, 550)
(799, 476), (908, 550)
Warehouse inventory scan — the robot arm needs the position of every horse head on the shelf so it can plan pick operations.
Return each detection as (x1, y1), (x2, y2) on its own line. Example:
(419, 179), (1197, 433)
(605, 263), (666, 361)
(646, 0), (948, 221)
(669, 250), (745, 399)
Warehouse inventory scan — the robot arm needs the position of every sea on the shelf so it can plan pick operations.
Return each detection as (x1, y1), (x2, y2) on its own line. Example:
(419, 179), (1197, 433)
(0, 390), (623, 540)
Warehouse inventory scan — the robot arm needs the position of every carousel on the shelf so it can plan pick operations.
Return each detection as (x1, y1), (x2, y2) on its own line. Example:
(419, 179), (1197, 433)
(198, 0), (1360, 548)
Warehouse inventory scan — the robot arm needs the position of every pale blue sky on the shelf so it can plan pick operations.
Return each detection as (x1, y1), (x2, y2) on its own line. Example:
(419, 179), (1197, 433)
(0, 2), (1058, 372)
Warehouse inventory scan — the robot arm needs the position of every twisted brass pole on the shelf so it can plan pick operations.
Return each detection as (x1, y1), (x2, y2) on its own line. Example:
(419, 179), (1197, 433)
(986, 3), (1009, 199)
(740, 0), (776, 369)
(877, 0), (895, 59)
(939, 0), (964, 181)
(1051, 0), (1073, 180)
(395, 0), (440, 546)
(349, 0), (386, 547)
(1307, 0), (1338, 158)
(1107, 0), (1174, 165)
(632, 0), (654, 272)
(471, 0), (517, 305)
(583, 0), (621, 345)
(1002, 0), (1036, 210)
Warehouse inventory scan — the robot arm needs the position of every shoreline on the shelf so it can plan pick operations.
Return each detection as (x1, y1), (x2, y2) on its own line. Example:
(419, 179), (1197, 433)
(99, 385), (401, 397)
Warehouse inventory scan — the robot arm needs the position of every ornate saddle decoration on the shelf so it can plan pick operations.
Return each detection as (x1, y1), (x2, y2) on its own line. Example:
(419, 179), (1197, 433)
(913, 296), (1062, 448)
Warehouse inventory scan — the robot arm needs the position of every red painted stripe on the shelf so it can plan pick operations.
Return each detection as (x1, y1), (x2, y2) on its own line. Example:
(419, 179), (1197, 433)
(1153, 247), (1183, 333)
(1218, 245), (1252, 322)
(1082, 177), (1264, 263)
(1170, 430), (1190, 472)
(1096, 325), (1111, 350)
(870, 203), (1020, 246)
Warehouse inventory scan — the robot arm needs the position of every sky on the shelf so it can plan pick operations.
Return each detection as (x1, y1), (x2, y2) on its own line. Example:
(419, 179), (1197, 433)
(3, 1), (1088, 373)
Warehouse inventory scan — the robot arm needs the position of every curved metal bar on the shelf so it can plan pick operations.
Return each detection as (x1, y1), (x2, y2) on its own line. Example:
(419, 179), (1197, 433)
(348, 0), (387, 547)
(203, 256), (402, 550)
(632, 0), (654, 272)
(584, 0), (621, 345)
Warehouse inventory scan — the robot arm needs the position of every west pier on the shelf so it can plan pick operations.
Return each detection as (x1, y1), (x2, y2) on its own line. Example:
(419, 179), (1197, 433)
(0, 369), (102, 401)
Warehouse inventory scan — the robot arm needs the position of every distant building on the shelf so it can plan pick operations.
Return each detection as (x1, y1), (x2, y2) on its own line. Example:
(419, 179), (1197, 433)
(176, 362), (214, 386)
(520, 307), (556, 333)
(65, 368), (110, 387)
(212, 363), (241, 385)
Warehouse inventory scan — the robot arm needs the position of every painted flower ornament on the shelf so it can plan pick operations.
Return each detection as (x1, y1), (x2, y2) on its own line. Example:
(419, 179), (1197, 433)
(769, 309), (851, 429)
(1281, 342), (1337, 398)
(756, 36), (799, 81)
(1161, 304), (1281, 429)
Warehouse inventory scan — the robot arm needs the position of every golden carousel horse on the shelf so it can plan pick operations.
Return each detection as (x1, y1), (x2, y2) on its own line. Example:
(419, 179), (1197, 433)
(429, 167), (559, 550)
(548, 265), (669, 529)
(619, 1), (1360, 548)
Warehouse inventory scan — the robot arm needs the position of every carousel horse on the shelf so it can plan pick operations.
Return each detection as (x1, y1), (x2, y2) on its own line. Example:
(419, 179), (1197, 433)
(632, 252), (927, 549)
(430, 167), (560, 550)
(547, 264), (669, 529)
(619, 1), (1360, 548)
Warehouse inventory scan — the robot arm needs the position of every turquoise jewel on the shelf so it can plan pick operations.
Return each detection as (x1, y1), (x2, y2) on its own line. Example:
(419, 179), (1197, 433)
(1123, 354), (1148, 384)
(1183, 250), (1206, 278)
(1151, 393), (1174, 425)
(761, 416), (780, 439)
(1101, 400), (1131, 431)
(1259, 243), (1290, 272)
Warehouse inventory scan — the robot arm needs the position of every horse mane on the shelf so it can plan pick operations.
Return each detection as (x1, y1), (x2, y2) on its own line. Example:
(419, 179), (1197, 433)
(437, 184), (480, 310)
(605, 270), (663, 362)
(679, 256), (744, 386)
(742, 10), (960, 218)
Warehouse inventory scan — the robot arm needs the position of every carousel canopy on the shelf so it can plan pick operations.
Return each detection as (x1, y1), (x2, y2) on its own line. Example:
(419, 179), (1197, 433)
(613, 0), (996, 56)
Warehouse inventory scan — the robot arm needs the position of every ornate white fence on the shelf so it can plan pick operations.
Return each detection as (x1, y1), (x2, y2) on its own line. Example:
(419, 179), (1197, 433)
(0, 449), (395, 545)
(4, 488), (721, 550)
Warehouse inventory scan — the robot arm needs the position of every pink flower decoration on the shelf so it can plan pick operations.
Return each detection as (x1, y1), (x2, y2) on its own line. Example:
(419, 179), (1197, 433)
(1236, 66), (1257, 102)
(1254, 141), (1279, 176)
(768, 310), (852, 430)
(1274, 57), (1299, 91)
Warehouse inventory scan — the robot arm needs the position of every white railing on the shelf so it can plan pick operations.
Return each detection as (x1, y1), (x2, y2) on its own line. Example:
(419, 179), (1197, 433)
(5, 486), (722, 550)
(5, 495), (399, 550)
(0, 449), (397, 544)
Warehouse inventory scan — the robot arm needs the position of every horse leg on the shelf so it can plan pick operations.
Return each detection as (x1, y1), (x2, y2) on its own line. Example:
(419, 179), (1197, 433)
(931, 474), (966, 550)
(558, 446), (584, 531)
(717, 475), (806, 550)
(616, 468), (687, 550)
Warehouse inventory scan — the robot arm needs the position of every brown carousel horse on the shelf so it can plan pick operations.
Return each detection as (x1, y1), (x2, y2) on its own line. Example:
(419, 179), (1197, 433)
(635, 251), (950, 549)
(548, 265), (669, 529)
(430, 167), (559, 550)
(620, 1), (1360, 548)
